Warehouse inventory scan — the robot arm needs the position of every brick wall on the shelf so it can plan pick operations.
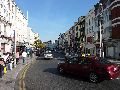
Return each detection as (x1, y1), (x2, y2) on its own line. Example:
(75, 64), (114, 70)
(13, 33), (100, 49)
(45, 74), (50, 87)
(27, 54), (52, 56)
(111, 1), (120, 39)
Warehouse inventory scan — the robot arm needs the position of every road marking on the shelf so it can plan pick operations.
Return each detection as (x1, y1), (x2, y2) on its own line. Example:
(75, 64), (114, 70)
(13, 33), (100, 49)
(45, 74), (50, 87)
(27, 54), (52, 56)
(19, 60), (36, 90)
(19, 64), (29, 90)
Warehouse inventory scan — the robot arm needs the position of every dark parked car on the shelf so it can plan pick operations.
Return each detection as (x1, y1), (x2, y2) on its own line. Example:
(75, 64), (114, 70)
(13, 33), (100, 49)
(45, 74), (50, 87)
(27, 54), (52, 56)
(57, 56), (120, 83)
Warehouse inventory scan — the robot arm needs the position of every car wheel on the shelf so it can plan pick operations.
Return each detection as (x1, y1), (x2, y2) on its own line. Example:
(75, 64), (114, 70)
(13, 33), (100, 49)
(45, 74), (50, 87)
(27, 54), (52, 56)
(89, 72), (98, 83)
(59, 67), (64, 74)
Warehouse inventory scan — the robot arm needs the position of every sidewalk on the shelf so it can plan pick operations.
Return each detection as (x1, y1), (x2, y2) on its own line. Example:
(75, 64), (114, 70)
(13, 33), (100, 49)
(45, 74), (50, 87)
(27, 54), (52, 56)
(107, 58), (120, 65)
(0, 56), (35, 90)
(108, 60), (120, 65)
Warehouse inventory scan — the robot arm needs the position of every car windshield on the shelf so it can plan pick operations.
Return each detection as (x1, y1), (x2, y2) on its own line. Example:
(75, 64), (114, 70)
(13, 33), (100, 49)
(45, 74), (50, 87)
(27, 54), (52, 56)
(45, 51), (52, 53)
(98, 58), (111, 64)
(44, 52), (51, 54)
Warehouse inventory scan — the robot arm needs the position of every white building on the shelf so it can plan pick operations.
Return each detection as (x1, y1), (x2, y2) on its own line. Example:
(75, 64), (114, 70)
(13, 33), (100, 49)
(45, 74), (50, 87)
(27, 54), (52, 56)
(0, 0), (36, 54)
(85, 7), (96, 55)
(27, 27), (37, 48)
(0, 0), (14, 54)
(15, 6), (28, 49)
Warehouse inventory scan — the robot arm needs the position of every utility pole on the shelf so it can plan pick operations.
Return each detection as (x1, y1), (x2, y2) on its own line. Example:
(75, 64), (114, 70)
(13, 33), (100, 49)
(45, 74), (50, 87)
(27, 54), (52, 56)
(14, 30), (16, 67)
(99, 19), (102, 58)
(99, 3), (103, 58)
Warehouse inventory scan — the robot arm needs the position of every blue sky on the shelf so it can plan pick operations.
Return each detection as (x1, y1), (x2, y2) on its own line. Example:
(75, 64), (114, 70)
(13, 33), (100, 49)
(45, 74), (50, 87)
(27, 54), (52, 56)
(15, 0), (99, 42)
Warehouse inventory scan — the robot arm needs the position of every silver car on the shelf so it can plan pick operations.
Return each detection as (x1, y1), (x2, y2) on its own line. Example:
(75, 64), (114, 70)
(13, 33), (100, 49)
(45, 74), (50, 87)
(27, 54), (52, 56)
(44, 51), (53, 59)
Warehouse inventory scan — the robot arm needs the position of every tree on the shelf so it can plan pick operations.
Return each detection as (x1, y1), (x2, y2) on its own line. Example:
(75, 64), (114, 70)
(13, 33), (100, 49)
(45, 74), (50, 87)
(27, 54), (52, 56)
(33, 37), (45, 49)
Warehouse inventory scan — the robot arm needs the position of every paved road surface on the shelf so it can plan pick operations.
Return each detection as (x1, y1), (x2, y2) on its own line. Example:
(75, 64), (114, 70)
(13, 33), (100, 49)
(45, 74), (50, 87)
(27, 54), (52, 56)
(15, 52), (120, 90)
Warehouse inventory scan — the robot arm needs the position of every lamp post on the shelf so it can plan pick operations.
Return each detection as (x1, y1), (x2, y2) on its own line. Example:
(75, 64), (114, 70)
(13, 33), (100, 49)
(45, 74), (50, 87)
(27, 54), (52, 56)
(99, 3), (103, 58)
(14, 30), (16, 67)
(99, 18), (102, 58)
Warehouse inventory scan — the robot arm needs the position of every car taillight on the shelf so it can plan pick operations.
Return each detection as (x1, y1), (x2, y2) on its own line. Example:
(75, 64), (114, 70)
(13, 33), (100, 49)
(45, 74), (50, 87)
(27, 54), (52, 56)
(107, 65), (119, 72)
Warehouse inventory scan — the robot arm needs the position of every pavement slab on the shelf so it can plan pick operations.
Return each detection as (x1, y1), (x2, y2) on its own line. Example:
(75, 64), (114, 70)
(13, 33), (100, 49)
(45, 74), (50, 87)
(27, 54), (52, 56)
(0, 56), (35, 90)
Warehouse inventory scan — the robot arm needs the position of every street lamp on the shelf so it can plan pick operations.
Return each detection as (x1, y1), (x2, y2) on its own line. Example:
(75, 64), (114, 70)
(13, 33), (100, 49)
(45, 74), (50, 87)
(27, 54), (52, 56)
(99, 3), (103, 58)
(13, 30), (16, 67)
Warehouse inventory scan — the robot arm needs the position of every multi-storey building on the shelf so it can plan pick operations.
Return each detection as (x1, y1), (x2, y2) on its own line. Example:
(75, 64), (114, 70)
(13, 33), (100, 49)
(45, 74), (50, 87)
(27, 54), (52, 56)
(70, 25), (75, 52)
(0, 0), (14, 54)
(64, 30), (69, 53)
(0, 0), (36, 54)
(74, 21), (80, 53)
(110, 0), (120, 59)
(58, 0), (120, 59)
(27, 27), (36, 48)
(54, 40), (59, 49)
(15, 6), (28, 51)
(78, 16), (85, 53)
(58, 33), (64, 50)
(94, 0), (120, 59)
(73, 16), (86, 54)
(85, 7), (96, 55)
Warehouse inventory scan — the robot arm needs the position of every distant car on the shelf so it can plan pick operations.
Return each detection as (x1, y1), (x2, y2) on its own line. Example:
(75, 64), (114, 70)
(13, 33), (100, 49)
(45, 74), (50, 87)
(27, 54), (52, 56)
(57, 56), (120, 83)
(44, 51), (53, 59)
(65, 53), (78, 58)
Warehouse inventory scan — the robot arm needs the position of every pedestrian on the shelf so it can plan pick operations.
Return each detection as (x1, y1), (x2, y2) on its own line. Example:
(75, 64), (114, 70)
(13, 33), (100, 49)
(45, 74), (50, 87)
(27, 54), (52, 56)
(16, 52), (20, 64)
(1, 53), (8, 74)
(0, 57), (5, 78)
(30, 50), (33, 58)
(27, 51), (30, 57)
(22, 51), (27, 64)
(2, 53), (9, 63)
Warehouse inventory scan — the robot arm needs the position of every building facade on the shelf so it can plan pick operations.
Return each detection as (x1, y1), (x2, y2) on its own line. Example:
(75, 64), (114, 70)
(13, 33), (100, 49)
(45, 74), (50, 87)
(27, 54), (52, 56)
(94, 0), (120, 58)
(57, 0), (120, 59)
(85, 7), (96, 55)
(0, 0), (36, 54)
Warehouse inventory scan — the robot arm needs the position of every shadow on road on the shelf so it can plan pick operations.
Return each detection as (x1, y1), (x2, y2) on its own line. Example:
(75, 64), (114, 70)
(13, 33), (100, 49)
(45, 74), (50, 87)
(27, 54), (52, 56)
(36, 57), (45, 60)
(43, 68), (90, 83)
(36, 57), (55, 61)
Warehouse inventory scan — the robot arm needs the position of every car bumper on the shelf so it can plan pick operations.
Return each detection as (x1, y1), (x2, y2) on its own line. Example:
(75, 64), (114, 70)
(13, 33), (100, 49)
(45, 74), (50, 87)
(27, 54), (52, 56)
(97, 70), (120, 81)
(44, 56), (53, 59)
(108, 70), (120, 80)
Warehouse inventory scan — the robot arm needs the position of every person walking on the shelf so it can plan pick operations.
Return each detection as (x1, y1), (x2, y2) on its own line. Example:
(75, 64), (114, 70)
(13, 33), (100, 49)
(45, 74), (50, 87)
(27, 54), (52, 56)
(22, 51), (27, 64)
(16, 52), (20, 64)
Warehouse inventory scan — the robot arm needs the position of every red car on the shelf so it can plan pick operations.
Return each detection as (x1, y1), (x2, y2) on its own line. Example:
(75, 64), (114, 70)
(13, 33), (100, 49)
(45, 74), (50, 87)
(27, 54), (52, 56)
(57, 56), (120, 83)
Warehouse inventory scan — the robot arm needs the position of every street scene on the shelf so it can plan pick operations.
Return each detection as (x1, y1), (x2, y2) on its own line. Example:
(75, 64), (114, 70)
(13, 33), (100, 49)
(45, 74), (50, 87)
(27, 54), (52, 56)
(0, 0), (120, 90)
(15, 51), (120, 90)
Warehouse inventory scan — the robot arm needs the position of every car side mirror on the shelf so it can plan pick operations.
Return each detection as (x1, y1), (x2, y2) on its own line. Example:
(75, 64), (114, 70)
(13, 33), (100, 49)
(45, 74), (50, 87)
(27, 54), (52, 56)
(65, 60), (69, 63)
(69, 62), (72, 64)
